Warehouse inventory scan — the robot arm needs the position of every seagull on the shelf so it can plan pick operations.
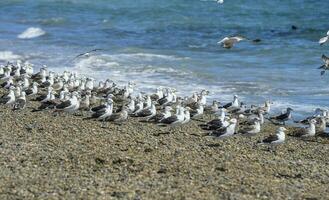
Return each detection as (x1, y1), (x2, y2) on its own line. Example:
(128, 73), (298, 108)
(106, 106), (129, 123)
(79, 93), (90, 111)
(257, 127), (286, 149)
(32, 93), (59, 112)
(132, 101), (144, 116)
(238, 117), (261, 137)
(269, 107), (293, 125)
(72, 49), (103, 60)
(318, 54), (329, 75)
(135, 102), (157, 120)
(319, 30), (329, 45)
(204, 100), (219, 115)
(55, 92), (80, 113)
(222, 95), (239, 109)
(317, 117), (327, 134)
(90, 97), (112, 113)
(294, 108), (324, 124)
(294, 119), (317, 138)
(13, 91), (26, 110)
(160, 107), (185, 126)
(203, 108), (229, 130)
(217, 36), (247, 49)
(190, 104), (204, 118)
(0, 86), (16, 105)
(25, 82), (39, 96)
(208, 118), (237, 138)
(89, 99), (113, 120)
(1, 76), (14, 89)
(182, 107), (191, 124)
(148, 106), (172, 123)
(216, 0), (224, 4)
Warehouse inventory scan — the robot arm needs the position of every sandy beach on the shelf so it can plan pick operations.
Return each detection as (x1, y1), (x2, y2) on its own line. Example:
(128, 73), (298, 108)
(0, 88), (329, 199)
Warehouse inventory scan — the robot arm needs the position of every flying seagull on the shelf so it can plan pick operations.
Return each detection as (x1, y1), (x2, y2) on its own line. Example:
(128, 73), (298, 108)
(72, 49), (103, 60)
(217, 36), (247, 49)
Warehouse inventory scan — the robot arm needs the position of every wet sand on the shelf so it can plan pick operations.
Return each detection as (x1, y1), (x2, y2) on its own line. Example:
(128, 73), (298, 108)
(0, 94), (329, 199)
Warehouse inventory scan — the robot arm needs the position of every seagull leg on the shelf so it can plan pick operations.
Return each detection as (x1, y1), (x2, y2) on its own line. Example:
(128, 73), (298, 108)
(101, 118), (106, 128)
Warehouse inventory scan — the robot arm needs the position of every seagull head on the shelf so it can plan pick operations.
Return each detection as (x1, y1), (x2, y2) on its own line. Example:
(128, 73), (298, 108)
(309, 119), (317, 124)
(287, 107), (293, 112)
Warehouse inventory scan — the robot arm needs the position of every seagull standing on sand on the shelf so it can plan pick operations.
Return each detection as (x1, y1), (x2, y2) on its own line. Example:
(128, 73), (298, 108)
(318, 54), (329, 75)
(208, 118), (237, 138)
(149, 106), (172, 123)
(217, 36), (246, 49)
(25, 82), (39, 96)
(1, 76), (14, 89)
(222, 95), (239, 109)
(204, 100), (219, 115)
(295, 119), (317, 138)
(182, 107), (191, 124)
(106, 106), (129, 123)
(204, 108), (229, 130)
(319, 30), (329, 45)
(269, 107), (293, 125)
(55, 92), (80, 113)
(239, 118), (261, 137)
(13, 91), (26, 110)
(136, 101), (157, 120)
(0, 86), (16, 105)
(317, 117), (327, 134)
(160, 107), (185, 126)
(258, 127), (286, 148)
(190, 104), (204, 118)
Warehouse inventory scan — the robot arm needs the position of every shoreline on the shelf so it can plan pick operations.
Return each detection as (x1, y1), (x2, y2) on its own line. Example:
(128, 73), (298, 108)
(0, 89), (329, 199)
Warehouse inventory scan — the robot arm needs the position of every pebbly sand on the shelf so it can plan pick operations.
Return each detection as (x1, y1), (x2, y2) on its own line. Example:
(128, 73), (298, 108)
(0, 90), (329, 199)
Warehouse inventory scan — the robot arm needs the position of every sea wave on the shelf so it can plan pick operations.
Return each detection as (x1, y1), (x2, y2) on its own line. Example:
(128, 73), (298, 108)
(0, 51), (22, 61)
(17, 27), (46, 39)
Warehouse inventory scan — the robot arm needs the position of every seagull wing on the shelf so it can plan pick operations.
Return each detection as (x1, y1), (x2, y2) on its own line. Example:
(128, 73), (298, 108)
(137, 108), (152, 117)
(211, 126), (228, 137)
(217, 37), (228, 44)
(319, 36), (328, 45)
(161, 115), (178, 124)
(56, 100), (71, 109)
(0, 96), (10, 104)
(91, 104), (106, 112)
(271, 112), (288, 121)
(239, 125), (254, 134)
(262, 134), (279, 143)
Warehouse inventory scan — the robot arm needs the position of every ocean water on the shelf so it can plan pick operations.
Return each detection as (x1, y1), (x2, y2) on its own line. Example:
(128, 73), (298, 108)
(0, 0), (328, 118)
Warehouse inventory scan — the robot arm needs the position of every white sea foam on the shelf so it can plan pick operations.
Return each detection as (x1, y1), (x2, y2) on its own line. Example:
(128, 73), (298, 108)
(17, 27), (46, 39)
(0, 51), (22, 61)
(68, 53), (218, 96)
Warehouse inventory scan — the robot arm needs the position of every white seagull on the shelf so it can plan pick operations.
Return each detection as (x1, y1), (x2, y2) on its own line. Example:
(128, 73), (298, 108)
(217, 36), (247, 49)
(209, 118), (237, 138)
(258, 127), (286, 147)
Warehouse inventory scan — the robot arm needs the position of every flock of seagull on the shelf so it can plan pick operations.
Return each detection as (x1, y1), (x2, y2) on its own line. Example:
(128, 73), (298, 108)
(0, 59), (329, 151)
